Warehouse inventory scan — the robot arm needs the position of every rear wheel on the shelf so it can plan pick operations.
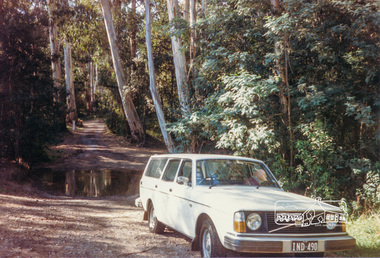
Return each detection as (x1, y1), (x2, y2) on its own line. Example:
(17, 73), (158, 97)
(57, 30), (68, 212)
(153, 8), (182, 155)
(148, 203), (165, 233)
(200, 218), (226, 257)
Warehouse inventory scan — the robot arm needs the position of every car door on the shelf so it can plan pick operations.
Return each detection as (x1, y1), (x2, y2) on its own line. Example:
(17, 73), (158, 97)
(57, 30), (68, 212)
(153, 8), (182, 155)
(157, 158), (181, 227)
(169, 159), (195, 238)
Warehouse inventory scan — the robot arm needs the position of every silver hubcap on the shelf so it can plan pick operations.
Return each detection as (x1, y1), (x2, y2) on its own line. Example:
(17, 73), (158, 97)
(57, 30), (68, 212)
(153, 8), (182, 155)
(202, 229), (211, 258)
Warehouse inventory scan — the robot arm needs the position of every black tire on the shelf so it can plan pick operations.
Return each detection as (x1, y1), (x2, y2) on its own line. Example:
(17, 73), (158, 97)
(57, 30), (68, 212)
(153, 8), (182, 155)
(295, 252), (324, 257)
(200, 218), (226, 257)
(148, 203), (165, 234)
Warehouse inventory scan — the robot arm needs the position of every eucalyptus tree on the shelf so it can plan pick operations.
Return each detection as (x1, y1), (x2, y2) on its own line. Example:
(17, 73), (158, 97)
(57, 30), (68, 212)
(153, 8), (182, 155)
(145, 0), (175, 152)
(166, 0), (191, 116)
(60, 0), (107, 116)
(99, 0), (144, 143)
(64, 40), (78, 123)
(47, 0), (63, 94)
(189, 0), (196, 76)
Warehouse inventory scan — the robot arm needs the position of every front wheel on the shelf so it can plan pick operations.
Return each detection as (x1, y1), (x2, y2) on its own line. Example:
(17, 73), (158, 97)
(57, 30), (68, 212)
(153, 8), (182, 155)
(200, 219), (226, 257)
(148, 203), (165, 233)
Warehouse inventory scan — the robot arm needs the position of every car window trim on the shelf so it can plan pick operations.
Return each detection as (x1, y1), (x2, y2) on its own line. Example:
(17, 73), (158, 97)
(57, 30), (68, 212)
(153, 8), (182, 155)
(175, 159), (193, 187)
(161, 158), (183, 182)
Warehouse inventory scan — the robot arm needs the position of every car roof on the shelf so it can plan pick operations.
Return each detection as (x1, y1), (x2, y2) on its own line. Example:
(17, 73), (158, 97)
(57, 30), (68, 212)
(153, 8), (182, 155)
(150, 153), (263, 163)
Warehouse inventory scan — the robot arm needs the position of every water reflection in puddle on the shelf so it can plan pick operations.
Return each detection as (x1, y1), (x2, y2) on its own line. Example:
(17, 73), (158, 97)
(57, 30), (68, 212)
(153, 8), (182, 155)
(35, 169), (141, 197)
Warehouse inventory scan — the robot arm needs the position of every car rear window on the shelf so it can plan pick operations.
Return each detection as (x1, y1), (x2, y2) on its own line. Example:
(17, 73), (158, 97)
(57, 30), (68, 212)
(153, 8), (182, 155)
(145, 158), (168, 178)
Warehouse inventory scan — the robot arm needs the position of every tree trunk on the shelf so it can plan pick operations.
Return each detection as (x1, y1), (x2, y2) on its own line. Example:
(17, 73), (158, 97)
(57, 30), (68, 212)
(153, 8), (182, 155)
(48, 0), (66, 129)
(94, 63), (98, 93)
(47, 0), (62, 94)
(99, 0), (145, 143)
(89, 60), (96, 112)
(145, 0), (175, 153)
(201, 0), (207, 17)
(130, 0), (137, 58)
(188, 0), (196, 80)
(64, 41), (78, 123)
(184, 0), (190, 21)
(166, 0), (191, 116)
(271, 0), (295, 168)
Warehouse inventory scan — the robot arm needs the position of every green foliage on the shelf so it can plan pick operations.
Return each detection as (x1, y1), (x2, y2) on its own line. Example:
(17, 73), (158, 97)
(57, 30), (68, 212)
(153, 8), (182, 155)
(96, 77), (130, 137)
(0, 0), (64, 163)
(335, 214), (380, 257)
(169, 0), (379, 212)
(294, 120), (348, 199)
(350, 159), (380, 215)
(105, 111), (130, 136)
(215, 73), (278, 157)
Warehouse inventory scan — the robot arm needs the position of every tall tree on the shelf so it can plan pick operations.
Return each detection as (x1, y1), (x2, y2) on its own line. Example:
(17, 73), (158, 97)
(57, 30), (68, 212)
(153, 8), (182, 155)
(130, 0), (137, 58)
(201, 0), (207, 17)
(64, 41), (78, 123)
(270, 0), (295, 168)
(145, 0), (175, 152)
(47, 0), (62, 96)
(166, 0), (191, 116)
(188, 0), (197, 79)
(99, 0), (145, 143)
(184, 0), (190, 21)
(89, 60), (96, 112)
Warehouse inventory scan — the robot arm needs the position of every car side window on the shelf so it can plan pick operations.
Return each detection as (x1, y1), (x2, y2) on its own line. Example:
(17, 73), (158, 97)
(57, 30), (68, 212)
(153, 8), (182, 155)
(162, 160), (180, 181)
(177, 160), (192, 186)
(145, 158), (168, 178)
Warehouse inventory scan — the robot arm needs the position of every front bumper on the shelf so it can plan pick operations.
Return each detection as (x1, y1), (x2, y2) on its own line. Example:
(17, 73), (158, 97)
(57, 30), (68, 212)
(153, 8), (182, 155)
(224, 233), (356, 253)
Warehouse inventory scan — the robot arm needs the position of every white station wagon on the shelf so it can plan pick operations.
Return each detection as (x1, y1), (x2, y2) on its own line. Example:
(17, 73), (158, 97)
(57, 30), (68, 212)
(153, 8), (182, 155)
(139, 154), (355, 257)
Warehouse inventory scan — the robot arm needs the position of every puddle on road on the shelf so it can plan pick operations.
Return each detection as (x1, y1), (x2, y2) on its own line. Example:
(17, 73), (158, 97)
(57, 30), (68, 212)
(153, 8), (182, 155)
(34, 169), (142, 197)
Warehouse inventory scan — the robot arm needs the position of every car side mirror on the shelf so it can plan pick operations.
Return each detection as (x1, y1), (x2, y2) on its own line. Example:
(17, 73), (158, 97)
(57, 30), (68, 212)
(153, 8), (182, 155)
(177, 176), (189, 186)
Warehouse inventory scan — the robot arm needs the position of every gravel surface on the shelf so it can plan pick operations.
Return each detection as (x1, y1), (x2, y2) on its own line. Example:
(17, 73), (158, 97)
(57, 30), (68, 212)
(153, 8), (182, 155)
(0, 119), (199, 257)
(0, 193), (199, 257)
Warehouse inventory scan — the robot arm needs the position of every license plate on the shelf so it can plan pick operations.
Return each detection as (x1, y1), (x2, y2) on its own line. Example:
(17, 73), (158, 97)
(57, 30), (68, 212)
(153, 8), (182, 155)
(291, 241), (318, 252)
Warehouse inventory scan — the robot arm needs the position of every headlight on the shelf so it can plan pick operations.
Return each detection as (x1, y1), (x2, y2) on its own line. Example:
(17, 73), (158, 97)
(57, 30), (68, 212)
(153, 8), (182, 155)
(246, 213), (262, 231)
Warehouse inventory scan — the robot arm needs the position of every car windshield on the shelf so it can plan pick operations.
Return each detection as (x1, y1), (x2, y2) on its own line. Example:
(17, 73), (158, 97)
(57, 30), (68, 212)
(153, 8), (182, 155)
(195, 159), (280, 188)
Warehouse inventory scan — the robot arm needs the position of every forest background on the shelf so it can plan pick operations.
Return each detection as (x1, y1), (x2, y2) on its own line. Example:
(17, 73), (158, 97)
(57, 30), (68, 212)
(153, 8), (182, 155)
(0, 0), (379, 227)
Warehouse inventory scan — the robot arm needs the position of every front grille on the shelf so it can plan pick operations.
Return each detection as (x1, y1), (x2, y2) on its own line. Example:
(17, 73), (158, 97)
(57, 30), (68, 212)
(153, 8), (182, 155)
(266, 212), (342, 234)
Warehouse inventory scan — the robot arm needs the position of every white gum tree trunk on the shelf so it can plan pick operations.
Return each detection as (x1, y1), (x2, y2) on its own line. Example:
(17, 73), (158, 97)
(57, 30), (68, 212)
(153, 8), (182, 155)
(47, 0), (62, 94)
(189, 0), (196, 77)
(99, 0), (145, 143)
(202, 0), (207, 17)
(64, 41), (78, 123)
(166, 0), (191, 116)
(145, 0), (175, 153)
(89, 60), (95, 112)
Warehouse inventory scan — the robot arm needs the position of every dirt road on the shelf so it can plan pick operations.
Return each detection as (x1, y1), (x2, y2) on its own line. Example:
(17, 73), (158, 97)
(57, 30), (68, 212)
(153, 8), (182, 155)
(41, 119), (165, 171)
(0, 119), (199, 257)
